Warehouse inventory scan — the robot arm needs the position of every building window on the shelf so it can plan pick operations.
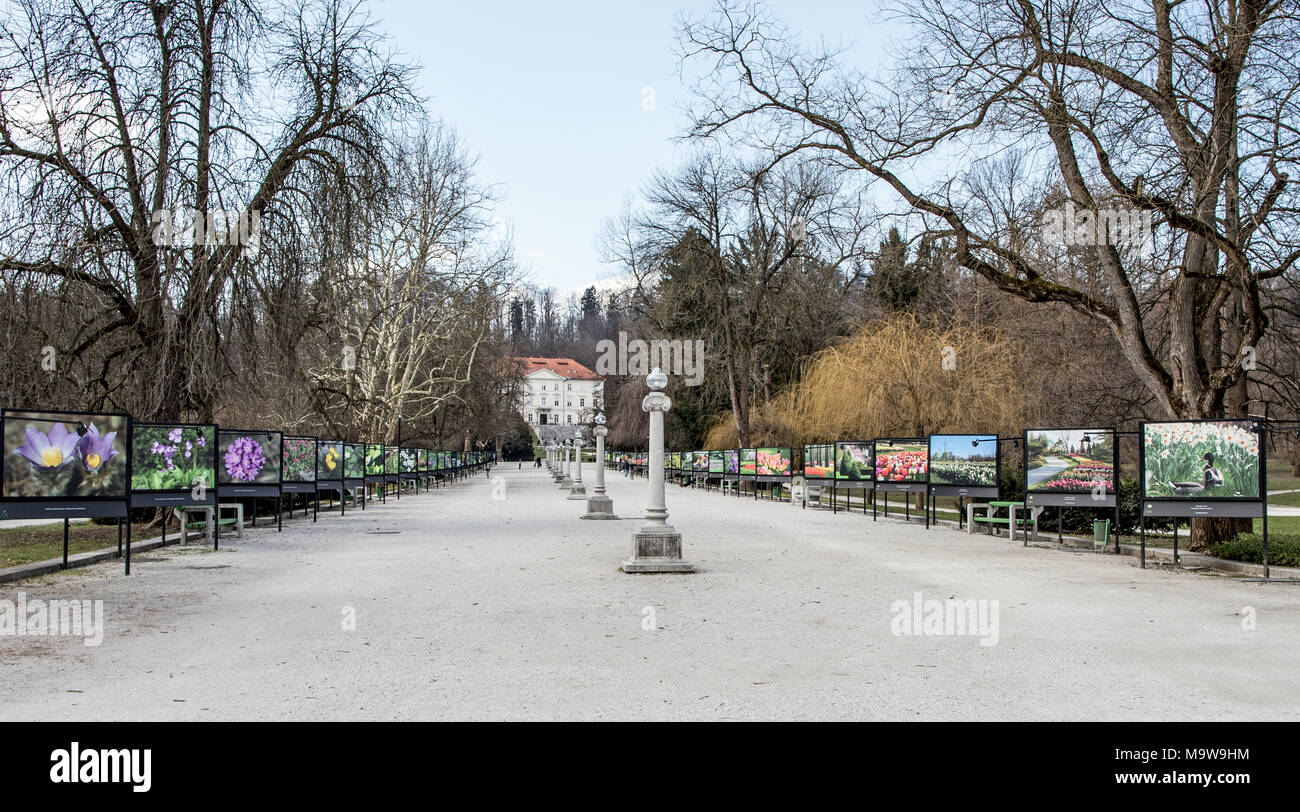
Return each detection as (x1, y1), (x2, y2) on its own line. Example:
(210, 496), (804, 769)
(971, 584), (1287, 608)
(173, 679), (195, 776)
(579, 397), (585, 407)
(567, 414), (573, 424)
(567, 400), (572, 407)
(567, 383), (572, 391)
(554, 399), (559, 406)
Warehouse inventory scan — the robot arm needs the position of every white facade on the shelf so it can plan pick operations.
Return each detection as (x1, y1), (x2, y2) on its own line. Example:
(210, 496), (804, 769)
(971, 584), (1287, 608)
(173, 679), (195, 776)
(514, 358), (603, 442)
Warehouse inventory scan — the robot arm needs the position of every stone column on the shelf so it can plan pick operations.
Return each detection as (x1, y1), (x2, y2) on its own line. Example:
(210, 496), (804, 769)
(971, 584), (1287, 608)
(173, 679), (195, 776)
(583, 421), (615, 518)
(622, 369), (693, 573)
(560, 443), (573, 488)
(567, 435), (587, 500)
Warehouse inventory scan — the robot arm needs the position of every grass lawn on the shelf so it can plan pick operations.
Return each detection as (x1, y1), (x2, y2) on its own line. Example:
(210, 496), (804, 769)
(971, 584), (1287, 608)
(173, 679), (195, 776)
(0, 521), (125, 569)
(1268, 491), (1300, 507)
(1256, 515), (1300, 535)
(1266, 460), (1300, 493)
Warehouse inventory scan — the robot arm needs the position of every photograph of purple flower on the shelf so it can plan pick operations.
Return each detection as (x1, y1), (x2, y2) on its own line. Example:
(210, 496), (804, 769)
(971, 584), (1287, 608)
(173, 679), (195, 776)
(16, 422), (81, 471)
(3, 410), (129, 499)
(131, 423), (217, 492)
(217, 430), (282, 485)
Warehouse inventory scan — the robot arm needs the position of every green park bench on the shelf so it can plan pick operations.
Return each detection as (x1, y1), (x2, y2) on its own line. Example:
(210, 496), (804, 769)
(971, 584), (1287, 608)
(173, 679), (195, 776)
(968, 501), (1042, 542)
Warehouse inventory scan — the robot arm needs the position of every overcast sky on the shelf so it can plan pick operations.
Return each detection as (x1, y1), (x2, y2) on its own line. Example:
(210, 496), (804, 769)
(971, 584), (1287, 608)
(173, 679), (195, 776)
(377, 1), (902, 297)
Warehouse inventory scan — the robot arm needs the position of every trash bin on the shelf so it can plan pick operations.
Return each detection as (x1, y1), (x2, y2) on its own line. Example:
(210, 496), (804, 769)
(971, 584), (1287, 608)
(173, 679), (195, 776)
(1093, 519), (1110, 546)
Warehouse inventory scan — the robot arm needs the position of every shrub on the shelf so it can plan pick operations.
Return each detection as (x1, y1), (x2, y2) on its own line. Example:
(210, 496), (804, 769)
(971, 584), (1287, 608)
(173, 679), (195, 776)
(1208, 533), (1300, 567)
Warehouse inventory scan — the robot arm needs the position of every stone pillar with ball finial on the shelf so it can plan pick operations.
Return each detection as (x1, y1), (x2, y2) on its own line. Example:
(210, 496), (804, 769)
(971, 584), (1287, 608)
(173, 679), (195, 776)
(622, 368), (694, 573)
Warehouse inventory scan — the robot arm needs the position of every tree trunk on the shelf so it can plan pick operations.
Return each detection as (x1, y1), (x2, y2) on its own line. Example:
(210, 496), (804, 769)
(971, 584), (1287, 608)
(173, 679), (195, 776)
(1188, 517), (1253, 552)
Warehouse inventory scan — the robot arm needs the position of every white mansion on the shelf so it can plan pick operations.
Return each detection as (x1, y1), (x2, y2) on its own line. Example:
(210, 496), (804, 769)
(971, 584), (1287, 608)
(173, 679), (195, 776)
(513, 357), (604, 443)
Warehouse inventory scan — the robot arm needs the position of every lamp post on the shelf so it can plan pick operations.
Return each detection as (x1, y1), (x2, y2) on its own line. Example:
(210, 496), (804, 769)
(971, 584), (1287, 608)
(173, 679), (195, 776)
(568, 429), (587, 500)
(583, 413), (616, 519)
(622, 368), (694, 573)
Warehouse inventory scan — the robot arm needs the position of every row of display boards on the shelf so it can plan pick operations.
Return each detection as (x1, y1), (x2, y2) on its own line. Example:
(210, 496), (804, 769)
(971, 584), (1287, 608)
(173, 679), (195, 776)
(0, 408), (495, 572)
(607, 420), (1268, 520)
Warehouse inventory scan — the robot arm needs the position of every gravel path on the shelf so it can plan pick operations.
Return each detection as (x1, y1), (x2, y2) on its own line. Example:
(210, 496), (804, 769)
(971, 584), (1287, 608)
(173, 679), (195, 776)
(1, 468), (1296, 721)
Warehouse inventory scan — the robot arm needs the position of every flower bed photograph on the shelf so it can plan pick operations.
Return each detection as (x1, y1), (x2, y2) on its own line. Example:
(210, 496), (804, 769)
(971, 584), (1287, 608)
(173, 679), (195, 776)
(217, 430), (281, 485)
(739, 449), (756, 475)
(725, 450), (739, 475)
(1025, 428), (1115, 493)
(1143, 421), (1261, 499)
(131, 423), (215, 492)
(804, 443), (835, 478)
(874, 440), (928, 483)
(928, 434), (997, 487)
(4, 410), (129, 499)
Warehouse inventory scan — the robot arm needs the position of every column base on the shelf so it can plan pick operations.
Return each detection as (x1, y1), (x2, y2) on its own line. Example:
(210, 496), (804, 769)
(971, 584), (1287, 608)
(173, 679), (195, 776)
(622, 525), (694, 573)
(581, 494), (616, 519)
(566, 485), (587, 500)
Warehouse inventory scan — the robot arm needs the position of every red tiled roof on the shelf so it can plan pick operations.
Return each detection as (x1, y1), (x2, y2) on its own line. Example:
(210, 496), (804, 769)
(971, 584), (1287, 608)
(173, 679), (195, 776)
(513, 357), (602, 381)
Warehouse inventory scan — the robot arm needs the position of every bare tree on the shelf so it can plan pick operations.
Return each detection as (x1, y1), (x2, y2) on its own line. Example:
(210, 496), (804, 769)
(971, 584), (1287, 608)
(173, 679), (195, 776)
(679, 0), (1300, 544)
(0, 0), (416, 420)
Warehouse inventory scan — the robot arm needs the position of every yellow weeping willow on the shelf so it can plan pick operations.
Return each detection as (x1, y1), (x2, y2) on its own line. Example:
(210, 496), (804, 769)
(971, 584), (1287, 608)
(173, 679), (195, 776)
(704, 313), (1039, 448)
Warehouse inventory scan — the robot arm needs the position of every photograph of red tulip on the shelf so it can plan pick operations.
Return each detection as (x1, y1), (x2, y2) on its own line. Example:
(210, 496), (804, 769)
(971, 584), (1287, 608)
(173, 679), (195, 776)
(3, 410), (129, 499)
(873, 440), (929, 483)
